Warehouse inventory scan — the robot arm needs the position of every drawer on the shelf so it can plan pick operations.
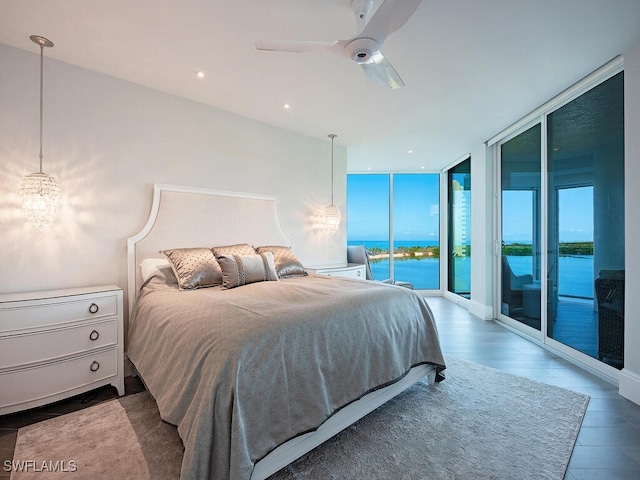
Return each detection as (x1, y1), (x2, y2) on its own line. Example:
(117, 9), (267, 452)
(309, 264), (365, 279)
(0, 319), (117, 370)
(0, 294), (118, 333)
(325, 266), (364, 279)
(0, 347), (117, 410)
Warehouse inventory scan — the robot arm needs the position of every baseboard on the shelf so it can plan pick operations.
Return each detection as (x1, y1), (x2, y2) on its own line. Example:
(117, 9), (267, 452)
(468, 300), (493, 321)
(619, 368), (640, 406)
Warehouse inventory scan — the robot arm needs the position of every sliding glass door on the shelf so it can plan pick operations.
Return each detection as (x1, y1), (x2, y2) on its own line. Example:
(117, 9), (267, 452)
(546, 71), (625, 368)
(500, 124), (542, 330)
(495, 63), (625, 372)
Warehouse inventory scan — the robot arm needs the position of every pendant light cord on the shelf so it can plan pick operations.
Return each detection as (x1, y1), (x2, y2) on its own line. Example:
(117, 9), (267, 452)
(38, 42), (44, 173)
(328, 134), (337, 204)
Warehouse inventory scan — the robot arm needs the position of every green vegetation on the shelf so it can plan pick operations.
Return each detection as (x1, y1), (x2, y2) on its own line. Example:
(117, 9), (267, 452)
(502, 241), (593, 256)
(368, 245), (441, 261)
(367, 241), (593, 263)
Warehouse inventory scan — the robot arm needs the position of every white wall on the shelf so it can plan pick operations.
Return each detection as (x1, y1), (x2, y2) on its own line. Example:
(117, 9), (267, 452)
(620, 42), (640, 404)
(0, 43), (347, 304)
(468, 145), (494, 320)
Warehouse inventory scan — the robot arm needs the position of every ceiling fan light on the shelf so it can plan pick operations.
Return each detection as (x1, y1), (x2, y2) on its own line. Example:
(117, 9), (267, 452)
(19, 172), (62, 230)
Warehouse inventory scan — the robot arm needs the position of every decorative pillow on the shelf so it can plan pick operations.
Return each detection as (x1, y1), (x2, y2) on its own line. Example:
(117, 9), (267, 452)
(255, 245), (307, 279)
(216, 252), (279, 290)
(161, 247), (223, 290)
(212, 243), (256, 256)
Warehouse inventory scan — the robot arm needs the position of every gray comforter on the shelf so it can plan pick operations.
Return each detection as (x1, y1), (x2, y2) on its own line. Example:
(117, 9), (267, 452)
(127, 273), (445, 480)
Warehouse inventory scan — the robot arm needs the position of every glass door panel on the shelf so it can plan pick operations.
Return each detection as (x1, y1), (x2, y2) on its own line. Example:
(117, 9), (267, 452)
(448, 158), (471, 298)
(546, 72), (625, 368)
(500, 124), (542, 330)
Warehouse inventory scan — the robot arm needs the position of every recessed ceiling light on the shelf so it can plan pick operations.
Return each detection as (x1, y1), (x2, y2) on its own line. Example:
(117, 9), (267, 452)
(196, 71), (205, 78)
(408, 150), (413, 154)
(420, 166), (425, 170)
(283, 103), (290, 109)
(367, 167), (372, 170)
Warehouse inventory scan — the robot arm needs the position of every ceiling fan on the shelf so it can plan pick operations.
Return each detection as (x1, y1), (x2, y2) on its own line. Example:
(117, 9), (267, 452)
(255, 0), (423, 89)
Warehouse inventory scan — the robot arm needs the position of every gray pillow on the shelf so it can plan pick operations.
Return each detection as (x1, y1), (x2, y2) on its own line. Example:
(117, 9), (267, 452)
(216, 252), (279, 290)
(161, 247), (223, 290)
(255, 245), (307, 278)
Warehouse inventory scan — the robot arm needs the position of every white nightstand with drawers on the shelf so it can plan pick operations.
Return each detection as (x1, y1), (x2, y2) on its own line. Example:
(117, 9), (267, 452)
(0, 285), (124, 415)
(306, 263), (366, 280)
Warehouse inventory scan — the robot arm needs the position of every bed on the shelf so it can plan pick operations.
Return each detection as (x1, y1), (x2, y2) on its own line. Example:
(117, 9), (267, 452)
(126, 184), (446, 480)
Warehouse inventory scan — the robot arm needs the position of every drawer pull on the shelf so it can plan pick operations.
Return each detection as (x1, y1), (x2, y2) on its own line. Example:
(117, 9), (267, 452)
(90, 361), (100, 372)
(89, 330), (100, 341)
(357, 270), (362, 276)
(89, 303), (99, 314)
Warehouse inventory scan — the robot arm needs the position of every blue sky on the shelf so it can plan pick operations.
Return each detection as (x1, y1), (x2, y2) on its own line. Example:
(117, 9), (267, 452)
(347, 174), (440, 241)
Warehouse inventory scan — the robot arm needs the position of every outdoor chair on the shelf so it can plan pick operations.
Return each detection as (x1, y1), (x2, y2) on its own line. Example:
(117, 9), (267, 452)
(502, 255), (533, 314)
(347, 245), (413, 289)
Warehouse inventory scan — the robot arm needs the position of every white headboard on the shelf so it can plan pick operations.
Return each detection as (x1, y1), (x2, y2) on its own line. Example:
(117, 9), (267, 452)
(126, 184), (291, 314)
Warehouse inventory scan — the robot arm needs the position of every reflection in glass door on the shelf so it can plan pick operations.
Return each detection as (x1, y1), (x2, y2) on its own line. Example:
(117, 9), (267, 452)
(448, 158), (471, 298)
(546, 72), (625, 369)
(500, 124), (542, 330)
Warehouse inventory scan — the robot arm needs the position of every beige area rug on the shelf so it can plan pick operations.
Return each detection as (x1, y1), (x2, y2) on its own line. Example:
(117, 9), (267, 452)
(10, 357), (589, 480)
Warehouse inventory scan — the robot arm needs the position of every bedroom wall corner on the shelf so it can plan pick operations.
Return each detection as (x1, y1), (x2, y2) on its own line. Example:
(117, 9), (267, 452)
(469, 144), (495, 320)
(0, 42), (346, 308)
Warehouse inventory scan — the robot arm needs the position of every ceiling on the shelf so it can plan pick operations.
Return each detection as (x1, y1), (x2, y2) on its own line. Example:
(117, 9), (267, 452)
(1, 0), (639, 172)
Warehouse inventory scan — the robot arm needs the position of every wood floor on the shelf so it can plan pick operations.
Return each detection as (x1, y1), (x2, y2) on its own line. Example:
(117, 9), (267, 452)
(1, 296), (639, 479)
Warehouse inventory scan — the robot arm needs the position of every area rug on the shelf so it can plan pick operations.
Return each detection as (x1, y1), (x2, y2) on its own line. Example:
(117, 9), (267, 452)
(10, 357), (589, 480)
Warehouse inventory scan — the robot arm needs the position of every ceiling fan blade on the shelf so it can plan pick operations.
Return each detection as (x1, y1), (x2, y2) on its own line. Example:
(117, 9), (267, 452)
(255, 39), (339, 54)
(360, 0), (423, 45)
(361, 55), (405, 89)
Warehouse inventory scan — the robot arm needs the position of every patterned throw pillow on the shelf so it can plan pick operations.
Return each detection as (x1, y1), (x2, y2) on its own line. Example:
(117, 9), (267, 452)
(161, 248), (223, 290)
(255, 245), (307, 278)
(216, 252), (279, 290)
(212, 243), (256, 256)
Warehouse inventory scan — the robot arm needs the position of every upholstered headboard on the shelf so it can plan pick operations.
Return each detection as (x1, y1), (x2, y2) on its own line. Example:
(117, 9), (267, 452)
(126, 184), (291, 314)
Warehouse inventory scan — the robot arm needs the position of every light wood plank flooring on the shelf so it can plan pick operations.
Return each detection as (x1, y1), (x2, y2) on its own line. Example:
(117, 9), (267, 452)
(1, 297), (639, 479)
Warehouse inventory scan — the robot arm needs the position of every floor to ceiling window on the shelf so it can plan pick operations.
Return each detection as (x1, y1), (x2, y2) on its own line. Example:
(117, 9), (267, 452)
(447, 157), (471, 298)
(492, 60), (625, 374)
(346, 174), (390, 280)
(347, 173), (440, 290)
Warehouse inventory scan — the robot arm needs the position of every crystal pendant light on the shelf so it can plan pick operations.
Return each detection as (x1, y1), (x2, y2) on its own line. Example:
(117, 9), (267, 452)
(323, 134), (341, 234)
(19, 35), (61, 230)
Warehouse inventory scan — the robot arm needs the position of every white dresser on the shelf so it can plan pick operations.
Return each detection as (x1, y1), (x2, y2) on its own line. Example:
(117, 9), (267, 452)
(306, 263), (366, 280)
(0, 285), (125, 415)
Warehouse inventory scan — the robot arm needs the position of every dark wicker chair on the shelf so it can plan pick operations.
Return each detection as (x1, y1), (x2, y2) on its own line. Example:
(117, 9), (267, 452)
(595, 275), (625, 368)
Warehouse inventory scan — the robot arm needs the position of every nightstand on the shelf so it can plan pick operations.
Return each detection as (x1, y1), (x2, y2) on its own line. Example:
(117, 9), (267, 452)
(0, 285), (124, 415)
(306, 263), (366, 280)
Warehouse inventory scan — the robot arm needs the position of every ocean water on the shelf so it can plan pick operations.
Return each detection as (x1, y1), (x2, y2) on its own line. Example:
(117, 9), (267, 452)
(349, 241), (593, 297)
(349, 240), (440, 290)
